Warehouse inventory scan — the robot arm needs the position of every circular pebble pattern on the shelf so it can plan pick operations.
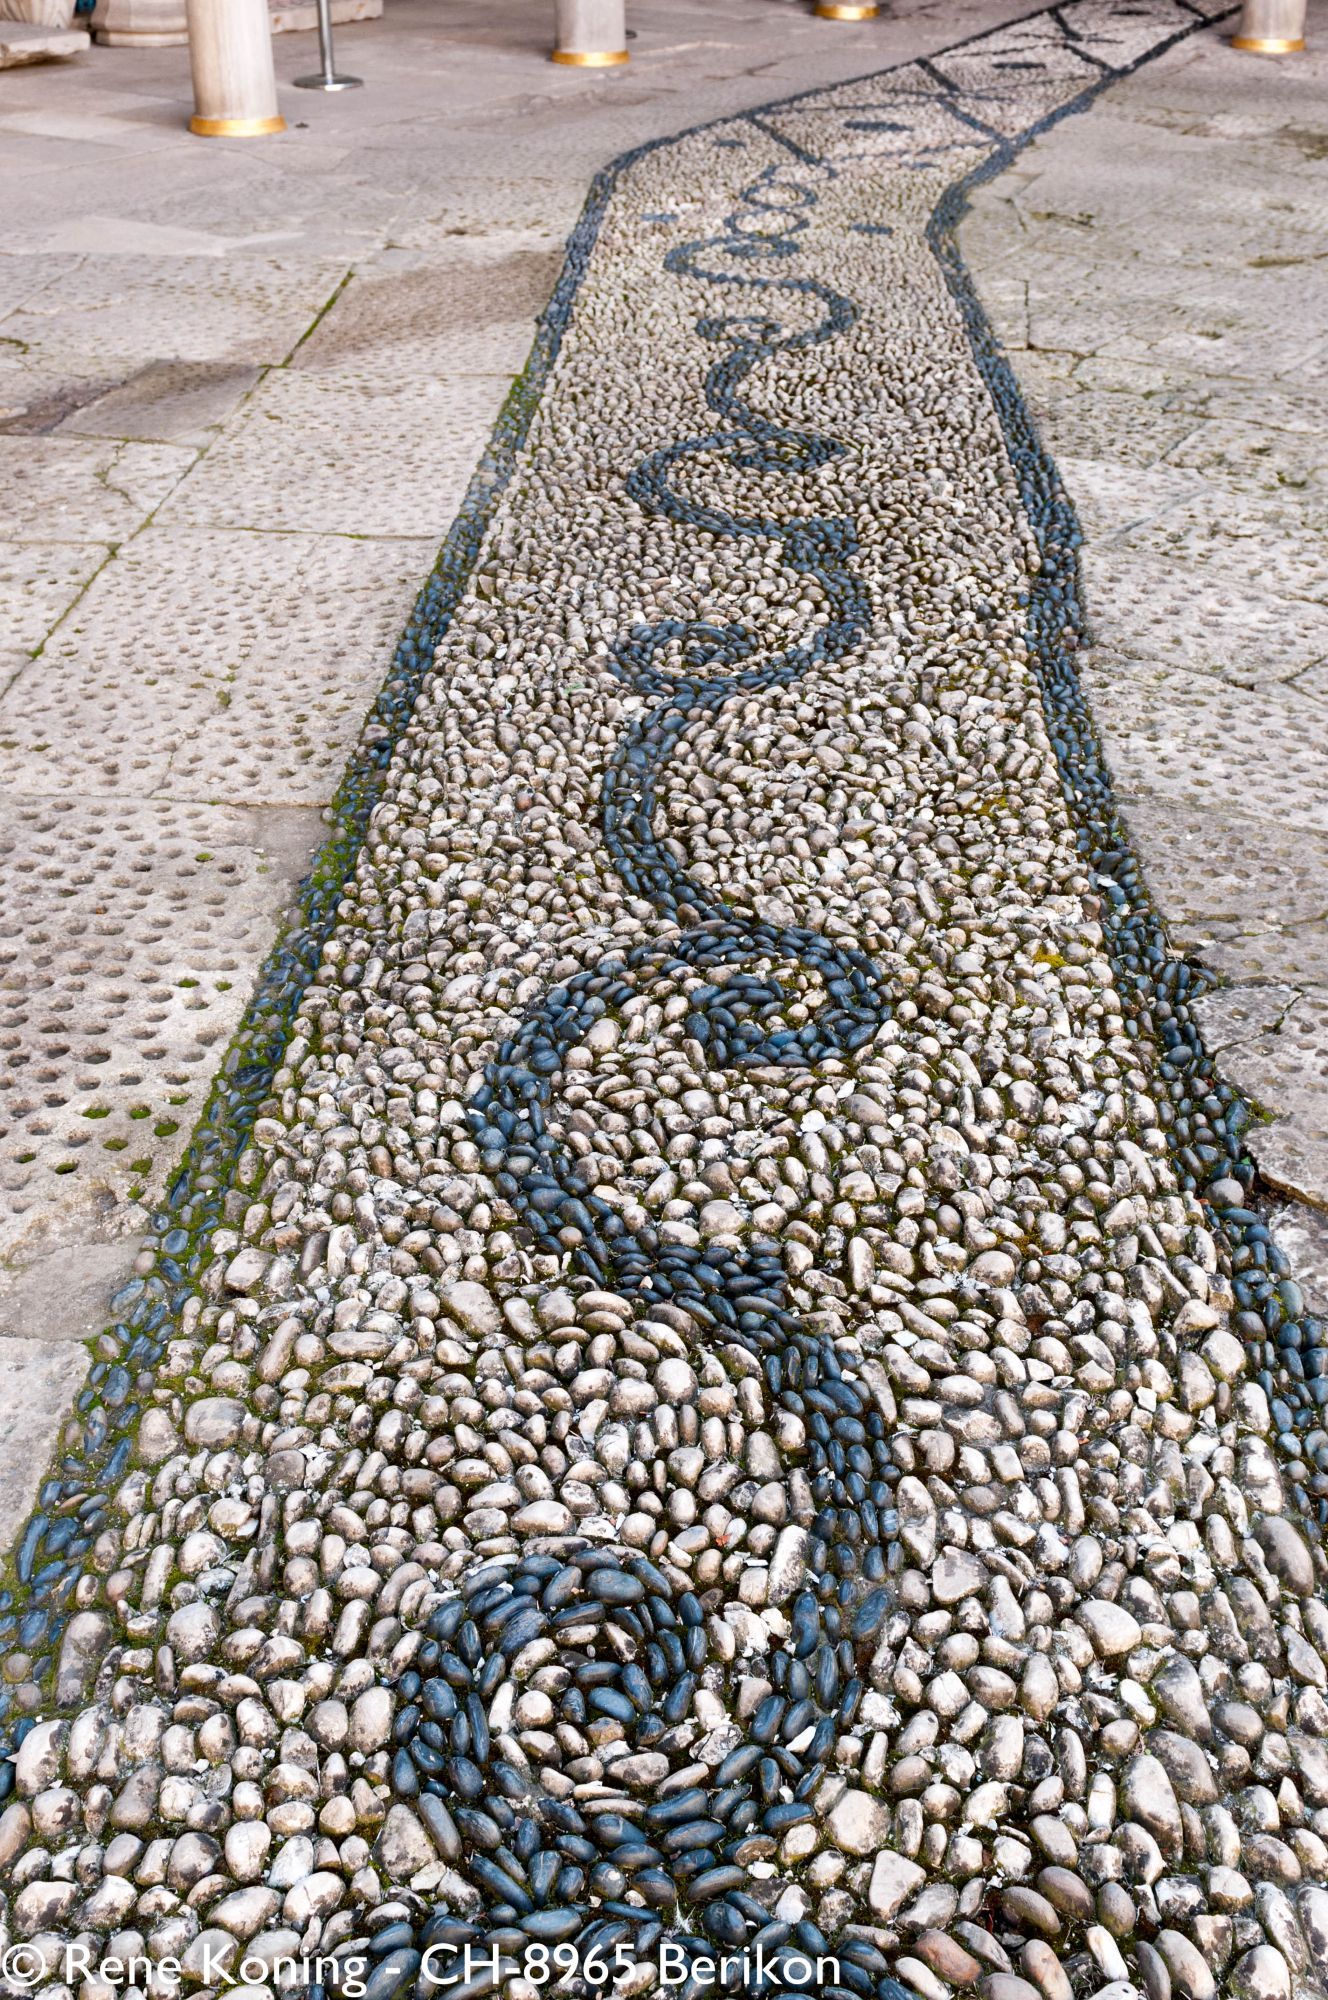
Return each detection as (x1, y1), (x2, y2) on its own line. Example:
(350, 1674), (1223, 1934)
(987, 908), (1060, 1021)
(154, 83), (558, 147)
(381, 1545), (904, 1998)
(2, 9), (1328, 2000)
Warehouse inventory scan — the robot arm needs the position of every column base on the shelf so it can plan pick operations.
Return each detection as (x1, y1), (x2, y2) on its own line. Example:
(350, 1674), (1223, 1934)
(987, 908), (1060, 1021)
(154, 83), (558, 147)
(92, 0), (186, 43)
(270, 0), (380, 33)
(551, 47), (628, 64)
(190, 113), (286, 134)
(0, 21), (90, 65)
(1231, 32), (1305, 48)
(815, 2), (879, 18)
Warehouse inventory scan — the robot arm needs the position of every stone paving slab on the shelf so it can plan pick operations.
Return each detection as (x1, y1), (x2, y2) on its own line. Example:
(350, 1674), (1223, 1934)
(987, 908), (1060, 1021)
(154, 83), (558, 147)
(1081, 549), (1327, 689)
(1030, 269), (1326, 382)
(0, 246), (78, 298)
(1166, 415), (1328, 495)
(1072, 461), (1328, 603)
(1205, 930), (1328, 992)
(1274, 1202), (1328, 1316)
(159, 371), (515, 539)
(57, 360), (264, 445)
(0, 796), (319, 1263)
(0, 1340), (92, 1553)
(1119, 797), (1328, 944)
(0, 539), (109, 660)
(961, 348), (1202, 470)
(0, 154), (397, 256)
(1083, 656), (1328, 835)
(0, 527), (437, 801)
(0, 436), (195, 542)
(0, 362), (111, 437)
(0, 255), (352, 369)
(288, 242), (567, 375)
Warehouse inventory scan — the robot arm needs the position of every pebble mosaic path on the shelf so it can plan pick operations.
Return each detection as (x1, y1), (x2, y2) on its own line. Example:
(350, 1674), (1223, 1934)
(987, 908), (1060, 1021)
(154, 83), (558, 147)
(3, 5), (1328, 1999)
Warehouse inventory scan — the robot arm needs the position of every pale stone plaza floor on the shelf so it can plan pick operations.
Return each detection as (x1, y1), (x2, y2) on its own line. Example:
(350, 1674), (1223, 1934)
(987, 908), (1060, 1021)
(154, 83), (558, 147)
(0, 4), (1327, 1996)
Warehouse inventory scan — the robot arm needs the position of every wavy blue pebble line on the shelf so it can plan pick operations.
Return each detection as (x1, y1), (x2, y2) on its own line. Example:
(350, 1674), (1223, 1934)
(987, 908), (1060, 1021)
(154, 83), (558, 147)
(469, 154), (899, 1616)
(433, 159), (904, 1992)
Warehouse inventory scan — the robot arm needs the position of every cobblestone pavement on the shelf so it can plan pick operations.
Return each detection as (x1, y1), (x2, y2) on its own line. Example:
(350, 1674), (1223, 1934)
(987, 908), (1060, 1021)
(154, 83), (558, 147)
(961, 27), (1328, 1268)
(0, 0), (1034, 1538)
(4, 7), (1328, 2000)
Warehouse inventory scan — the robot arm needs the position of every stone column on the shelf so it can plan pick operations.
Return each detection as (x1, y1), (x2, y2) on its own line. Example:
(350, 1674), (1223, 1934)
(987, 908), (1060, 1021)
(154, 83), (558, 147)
(186, 0), (285, 135)
(1233, 0), (1306, 50)
(90, 0), (186, 46)
(552, 0), (627, 66)
(2, 0), (75, 25)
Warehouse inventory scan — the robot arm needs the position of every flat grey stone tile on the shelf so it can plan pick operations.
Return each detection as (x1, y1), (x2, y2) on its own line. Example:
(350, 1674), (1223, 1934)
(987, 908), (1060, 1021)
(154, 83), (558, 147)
(0, 526), (435, 800)
(160, 369), (508, 538)
(0, 436), (195, 543)
(0, 1337), (90, 1552)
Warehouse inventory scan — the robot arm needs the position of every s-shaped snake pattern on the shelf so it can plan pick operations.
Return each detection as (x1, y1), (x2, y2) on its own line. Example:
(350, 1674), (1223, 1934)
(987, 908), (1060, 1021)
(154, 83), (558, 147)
(390, 156), (907, 2000)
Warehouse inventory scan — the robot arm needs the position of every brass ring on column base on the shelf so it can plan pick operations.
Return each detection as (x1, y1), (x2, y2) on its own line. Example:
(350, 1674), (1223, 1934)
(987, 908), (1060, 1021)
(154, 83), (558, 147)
(189, 114), (286, 135)
(551, 47), (629, 64)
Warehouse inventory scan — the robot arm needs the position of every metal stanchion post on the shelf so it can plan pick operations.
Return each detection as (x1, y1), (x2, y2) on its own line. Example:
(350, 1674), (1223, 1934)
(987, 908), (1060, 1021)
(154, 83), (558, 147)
(814, 3), (879, 18)
(294, 0), (361, 89)
(1232, 0), (1306, 50)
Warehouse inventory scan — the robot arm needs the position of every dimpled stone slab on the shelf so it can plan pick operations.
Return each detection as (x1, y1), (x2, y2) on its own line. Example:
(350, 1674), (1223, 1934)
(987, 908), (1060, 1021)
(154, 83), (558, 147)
(161, 370), (513, 540)
(0, 798), (318, 1261)
(0, 257), (351, 371)
(0, 528), (438, 802)
(288, 242), (566, 379)
(0, 1341), (92, 1550)
(1082, 660), (1328, 836)
(60, 361), (263, 446)
(1071, 461), (1328, 605)
(2, 8), (1328, 2000)
(1082, 550), (1327, 690)
(0, 539), (109, 662)
(0, 436), (194, 544)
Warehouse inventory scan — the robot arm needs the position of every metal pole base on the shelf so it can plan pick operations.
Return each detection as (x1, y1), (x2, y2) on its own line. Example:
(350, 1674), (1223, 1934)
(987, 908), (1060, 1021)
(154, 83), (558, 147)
(815, 3), (879, 18)
(551, 48), (628, 64)
(1231, 33), (1304, 48)
(295, 0), (362, 92)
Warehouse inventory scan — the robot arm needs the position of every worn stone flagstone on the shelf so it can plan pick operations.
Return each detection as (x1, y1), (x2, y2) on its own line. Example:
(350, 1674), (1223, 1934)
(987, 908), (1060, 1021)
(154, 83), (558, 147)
(1, 6), (1326, 1999)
